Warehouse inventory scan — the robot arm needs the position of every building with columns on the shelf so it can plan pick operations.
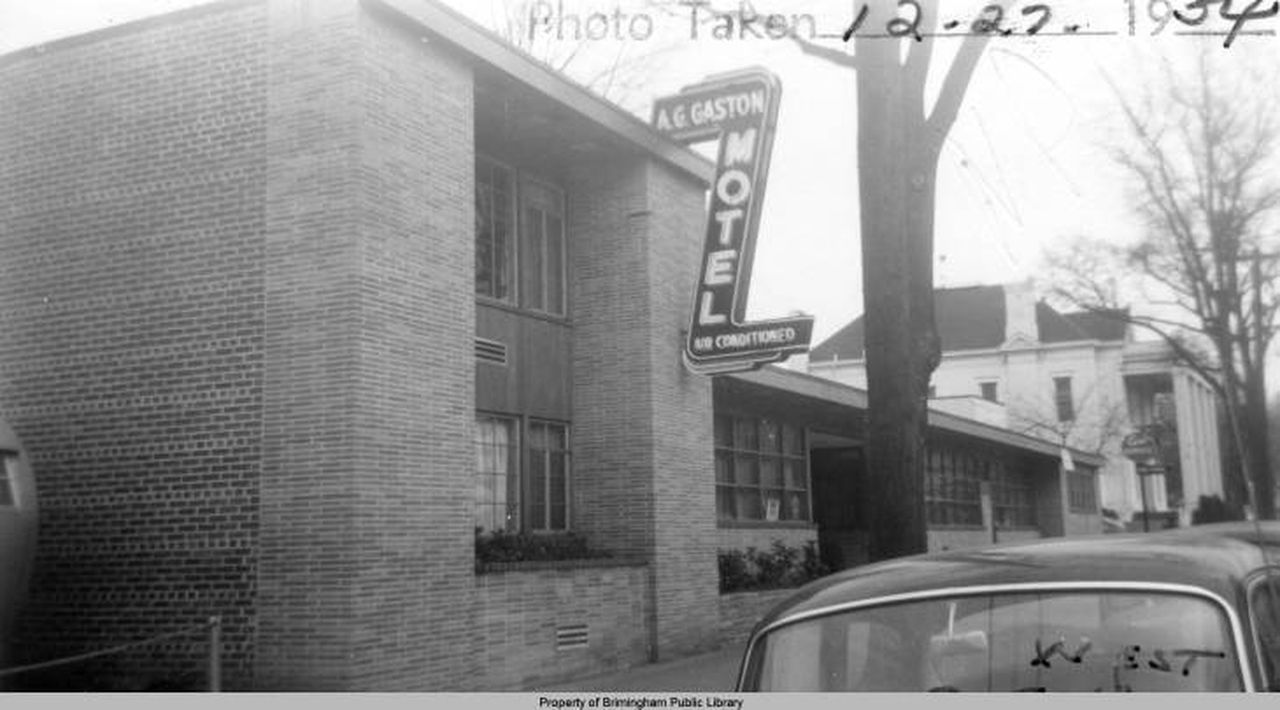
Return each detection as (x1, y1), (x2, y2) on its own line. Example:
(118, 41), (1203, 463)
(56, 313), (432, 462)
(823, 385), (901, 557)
(807, 281), (1226, 528)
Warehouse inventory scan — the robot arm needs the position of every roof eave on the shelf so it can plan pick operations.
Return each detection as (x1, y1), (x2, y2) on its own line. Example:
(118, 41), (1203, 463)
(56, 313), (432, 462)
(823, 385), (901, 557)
(362, 0), (713, 184)
(731, 367), (1106, 468)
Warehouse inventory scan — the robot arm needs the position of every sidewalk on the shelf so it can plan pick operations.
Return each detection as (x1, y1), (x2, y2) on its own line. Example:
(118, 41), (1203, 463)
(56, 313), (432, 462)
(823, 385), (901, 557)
(534, 642), (746, 692)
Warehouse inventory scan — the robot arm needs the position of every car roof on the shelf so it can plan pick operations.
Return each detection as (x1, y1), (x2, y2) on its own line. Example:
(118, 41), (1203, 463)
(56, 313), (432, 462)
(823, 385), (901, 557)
(756, 522), (1280, 630)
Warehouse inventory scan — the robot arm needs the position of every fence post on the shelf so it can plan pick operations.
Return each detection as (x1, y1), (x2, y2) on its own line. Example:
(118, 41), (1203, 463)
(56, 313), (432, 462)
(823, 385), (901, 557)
(207, 616), (222, 692)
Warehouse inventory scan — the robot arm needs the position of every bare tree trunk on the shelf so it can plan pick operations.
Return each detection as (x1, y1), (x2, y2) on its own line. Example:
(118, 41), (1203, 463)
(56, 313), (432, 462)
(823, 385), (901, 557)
(857, 35), (941, 560)
(1244, 367), (1275, 518)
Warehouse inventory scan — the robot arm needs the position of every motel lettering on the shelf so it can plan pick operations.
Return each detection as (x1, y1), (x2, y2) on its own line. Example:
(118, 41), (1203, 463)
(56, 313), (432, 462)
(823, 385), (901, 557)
(652, 70), (813, 374)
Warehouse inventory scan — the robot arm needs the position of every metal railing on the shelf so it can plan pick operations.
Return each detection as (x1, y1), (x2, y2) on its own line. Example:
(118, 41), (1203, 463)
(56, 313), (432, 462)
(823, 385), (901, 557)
(0, 615), (222, 691)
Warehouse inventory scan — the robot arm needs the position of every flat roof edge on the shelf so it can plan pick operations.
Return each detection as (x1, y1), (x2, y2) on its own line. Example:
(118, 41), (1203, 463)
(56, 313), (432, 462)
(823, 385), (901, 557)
(362, 0), (713, 184)
(730, 367), (1107, 468)
(0, 0), (261, 67)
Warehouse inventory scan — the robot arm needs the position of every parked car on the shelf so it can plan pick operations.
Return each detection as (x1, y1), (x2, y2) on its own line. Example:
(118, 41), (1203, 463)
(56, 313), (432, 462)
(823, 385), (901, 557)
(735, 522), (1280, 692)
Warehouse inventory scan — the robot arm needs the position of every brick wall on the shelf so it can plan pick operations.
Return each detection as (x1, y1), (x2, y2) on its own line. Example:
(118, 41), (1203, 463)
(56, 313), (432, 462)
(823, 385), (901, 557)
(0, 0), (269, 689)
(570, 157), (657, 566)
(718, 588), (794, 646)
(255, 0), (477, 690)
(348, 8), (477, 691)
(255, 0), (363, 689)
(0, 0), (481, 690)
(569, 155), (719, 661)
(475, 563), (651, 690)
(716, 527), (817, 553)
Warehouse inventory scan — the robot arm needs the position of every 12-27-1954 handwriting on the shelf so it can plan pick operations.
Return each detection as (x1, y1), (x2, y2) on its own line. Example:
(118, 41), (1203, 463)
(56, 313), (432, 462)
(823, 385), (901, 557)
(808, 0), (1279, 47)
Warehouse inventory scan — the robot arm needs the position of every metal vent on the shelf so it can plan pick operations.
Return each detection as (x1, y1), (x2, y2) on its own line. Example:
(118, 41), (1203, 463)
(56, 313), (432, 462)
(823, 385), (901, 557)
(555, 623), (589, 651)
(475, 338), (508, 365)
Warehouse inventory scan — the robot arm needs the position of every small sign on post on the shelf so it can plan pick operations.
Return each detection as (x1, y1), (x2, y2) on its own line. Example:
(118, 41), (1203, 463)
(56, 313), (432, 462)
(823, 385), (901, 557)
(1121, 432), (1160, 466)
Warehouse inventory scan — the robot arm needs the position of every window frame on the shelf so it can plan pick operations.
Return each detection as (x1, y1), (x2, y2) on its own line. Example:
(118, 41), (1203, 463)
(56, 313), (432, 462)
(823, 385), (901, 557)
(1067, 469), (1098, 514)
(715, 413), (811, 524)
(475, 412), (520, 533)
(518, 176), (568, 317)
(526, 418), (571, 532)
(475, 156), (517, 305)
(925, 447), (985, 528)
(925, 447), (1036, 530)
(1054, 376), (1075, 422)
(474, 412), (573, 534)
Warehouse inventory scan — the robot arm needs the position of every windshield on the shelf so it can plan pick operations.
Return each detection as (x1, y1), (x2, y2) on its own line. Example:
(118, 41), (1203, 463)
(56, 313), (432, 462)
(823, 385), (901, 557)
(746, 590), (1242, 692)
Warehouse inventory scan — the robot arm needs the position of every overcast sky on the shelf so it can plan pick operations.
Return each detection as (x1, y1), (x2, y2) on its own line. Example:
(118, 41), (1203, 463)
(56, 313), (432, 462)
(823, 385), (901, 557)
(3, 0), (1278, 369)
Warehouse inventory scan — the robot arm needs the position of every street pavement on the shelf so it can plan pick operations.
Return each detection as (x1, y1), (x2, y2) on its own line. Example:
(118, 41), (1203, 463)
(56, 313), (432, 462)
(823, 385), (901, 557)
(533, 642), (746, 692)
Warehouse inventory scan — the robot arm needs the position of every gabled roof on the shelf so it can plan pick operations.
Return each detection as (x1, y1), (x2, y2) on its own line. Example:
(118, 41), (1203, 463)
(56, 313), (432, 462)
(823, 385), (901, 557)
(810, 284), (1127, 361)
(1061, 309), (1129, 342)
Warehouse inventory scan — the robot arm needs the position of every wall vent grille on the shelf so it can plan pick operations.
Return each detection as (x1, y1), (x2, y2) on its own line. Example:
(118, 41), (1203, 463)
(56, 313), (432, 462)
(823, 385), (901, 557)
(475, 338), (508, 366)
(555, 624), (589, 651)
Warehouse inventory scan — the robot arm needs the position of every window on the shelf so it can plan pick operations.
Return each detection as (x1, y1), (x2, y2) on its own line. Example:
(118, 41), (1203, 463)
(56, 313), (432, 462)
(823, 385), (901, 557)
(474, 415), (572, 533)
(527, 420), (570, 531)
(926, 448), (1036, 529)
(991, 460), (1035, 529)
(475, 414), (518, 532)
(0, 452), (16, 507)
(979, 381), (998, 403)
(519, 179), (566, 316)
(475, 158), (515, 302)
(925, 448), (984, 527)
(1067, 470), (1098, 513)
(475, 157), (569, 316)
(749, 591), (1242, 691)
(715, 415), (809, 522)
(1251, 574), (1280, 689)
(1054, 376), (1075, 422)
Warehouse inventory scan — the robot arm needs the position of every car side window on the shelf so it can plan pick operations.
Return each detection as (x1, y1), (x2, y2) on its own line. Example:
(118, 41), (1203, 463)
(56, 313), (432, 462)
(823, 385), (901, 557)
(1250, 572), (1280, 690)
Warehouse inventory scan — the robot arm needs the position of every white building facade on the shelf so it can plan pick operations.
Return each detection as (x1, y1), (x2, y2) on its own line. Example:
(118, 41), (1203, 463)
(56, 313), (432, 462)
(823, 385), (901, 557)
(806, 281), (1224, 527)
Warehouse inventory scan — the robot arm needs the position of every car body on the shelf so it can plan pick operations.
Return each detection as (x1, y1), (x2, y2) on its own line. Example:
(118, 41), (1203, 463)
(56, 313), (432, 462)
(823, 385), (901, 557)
(736, 522), (1280, 692)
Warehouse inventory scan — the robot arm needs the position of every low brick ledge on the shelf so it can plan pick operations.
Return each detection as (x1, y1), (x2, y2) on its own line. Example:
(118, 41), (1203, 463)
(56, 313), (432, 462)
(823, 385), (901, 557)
(475, 557), (647, 574)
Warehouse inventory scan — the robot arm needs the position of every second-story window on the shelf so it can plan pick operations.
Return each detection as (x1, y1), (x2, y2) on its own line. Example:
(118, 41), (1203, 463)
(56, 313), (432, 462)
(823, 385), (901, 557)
(979, 381), (999, 403)
(1054, 376), (1074, 421)
(520, 179), (566, 316)
(475, 157), (515, 303)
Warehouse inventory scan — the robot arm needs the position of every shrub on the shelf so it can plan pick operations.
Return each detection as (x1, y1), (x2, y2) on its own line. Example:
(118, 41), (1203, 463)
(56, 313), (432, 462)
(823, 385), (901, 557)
(1191, 495), (1245, 525)
(474, 527), (611, 566)
(718, 549), (753, 593)
(718, 540), (830, 594)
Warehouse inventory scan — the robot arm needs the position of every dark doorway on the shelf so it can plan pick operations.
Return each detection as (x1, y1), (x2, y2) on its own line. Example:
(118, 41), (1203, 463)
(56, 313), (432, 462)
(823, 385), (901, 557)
(810, 445), (869, 571)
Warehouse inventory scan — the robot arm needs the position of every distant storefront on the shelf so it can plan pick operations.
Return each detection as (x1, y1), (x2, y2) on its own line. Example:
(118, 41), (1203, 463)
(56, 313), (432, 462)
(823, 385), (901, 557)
(0, 0), (1101, 692)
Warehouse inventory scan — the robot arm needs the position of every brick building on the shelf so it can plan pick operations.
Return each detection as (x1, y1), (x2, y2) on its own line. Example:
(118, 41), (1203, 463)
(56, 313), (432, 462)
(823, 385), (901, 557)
(0, 0), (1103, 691)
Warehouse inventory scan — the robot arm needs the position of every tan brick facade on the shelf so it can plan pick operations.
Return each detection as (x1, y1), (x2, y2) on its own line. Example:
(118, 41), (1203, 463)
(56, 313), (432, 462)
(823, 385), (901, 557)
(0, 0), (1095, 691)
(0, 0), (270, 689)
(0, 0), (718, 691)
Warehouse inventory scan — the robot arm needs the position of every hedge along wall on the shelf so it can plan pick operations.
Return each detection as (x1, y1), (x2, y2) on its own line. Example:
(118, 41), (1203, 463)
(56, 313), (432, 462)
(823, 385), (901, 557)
(474, 562), (652, 690)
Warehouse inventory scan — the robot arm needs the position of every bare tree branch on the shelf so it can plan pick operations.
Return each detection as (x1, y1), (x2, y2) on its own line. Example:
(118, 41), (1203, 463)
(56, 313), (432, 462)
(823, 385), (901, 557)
(1049, 51), (1280, 517)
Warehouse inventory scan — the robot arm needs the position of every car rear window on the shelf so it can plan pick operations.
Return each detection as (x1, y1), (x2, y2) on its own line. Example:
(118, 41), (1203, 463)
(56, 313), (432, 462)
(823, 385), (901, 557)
(748, 590), (1242, 692)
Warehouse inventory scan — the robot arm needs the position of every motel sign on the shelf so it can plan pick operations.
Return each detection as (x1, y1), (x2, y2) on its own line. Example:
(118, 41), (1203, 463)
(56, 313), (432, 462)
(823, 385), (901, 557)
(651, 69), (814, 375)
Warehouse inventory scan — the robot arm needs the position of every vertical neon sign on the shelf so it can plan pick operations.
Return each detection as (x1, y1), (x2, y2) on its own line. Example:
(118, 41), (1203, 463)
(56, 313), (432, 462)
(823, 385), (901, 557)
(652, 68), (814, 375)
